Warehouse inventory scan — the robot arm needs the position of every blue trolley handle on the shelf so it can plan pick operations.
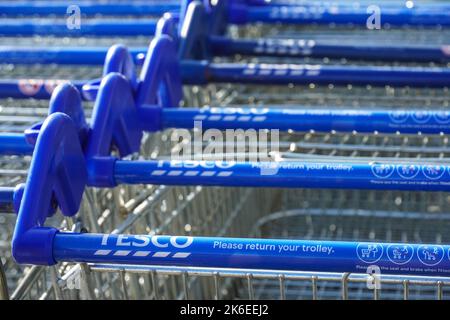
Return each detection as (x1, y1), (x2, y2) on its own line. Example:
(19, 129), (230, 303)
(110, 160), (450, 193)
(1, 57), (448, 100)
(209, 36), (450, 63)
(0, 20), (158, 37)
(228, 1), (450, 26)
(181, 60), (450, 87)
(243, 0), (450, 10)
(2, 0), (449, 17)
(1, 41), (449, 66)
(51, 233), (450, 277)
(0, 1), (180, 17)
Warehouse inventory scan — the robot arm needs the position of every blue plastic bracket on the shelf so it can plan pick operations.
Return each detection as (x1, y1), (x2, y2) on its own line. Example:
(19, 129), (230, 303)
(24, 83), (89, 148)
(134, 13), (181, 66)
(204, 0), (231, 35)
(12, 112), (87, 265)
(155, 12), (179, 39)
(85, 36), (182, 187)
(84, 72), (138, 188)
(81, 43), (138, 102)
(136, 35), (183, 129)
(178, 1), (211, 60)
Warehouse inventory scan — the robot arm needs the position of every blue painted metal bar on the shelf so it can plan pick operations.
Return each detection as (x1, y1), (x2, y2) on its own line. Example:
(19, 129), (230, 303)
(0, 187), (17, 213)
(0, 20), (157, 36)
(2, 108), (450, 155)
(0, 46), (138, 65)
(2, 38), (449, 65)
(2, 61), (447, 100)
(245, 0), (450, 10)
(182, 61), (450, 87)
(53, 233), (450, 277)
(232, 4), (450, 26)
(0, 133), (33, 155)
(0, 1), (180, 16)
(0, 187), (15, 204)
(0, 79), (88, 100)
(162, 108), (450, 134)
(209, 36), (450, 63)
(114, 160), (450, 192)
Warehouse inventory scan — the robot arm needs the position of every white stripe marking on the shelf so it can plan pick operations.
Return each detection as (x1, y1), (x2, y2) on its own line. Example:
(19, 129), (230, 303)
(133, 251), (151, 257)
(185, 171), (199, 176)
(168, 170), (183, 176)
(114, 250), (131, 256)
(253, 116), (267, 122)
(153, 252), (170, 258)
(151, 170), (166, 176)
(291, 70), (304, 76)
(223, 116), (237, 121)
(201, 171), (216, 177)
(208, 115), (222, 121)
(173, 252), (191, 258)
(218, 171), (233, 177)
(238, 116), (251, 122)
(259, 69), (272, 76)
(94, 250), (111, 256)
(274, 70), (288, 76)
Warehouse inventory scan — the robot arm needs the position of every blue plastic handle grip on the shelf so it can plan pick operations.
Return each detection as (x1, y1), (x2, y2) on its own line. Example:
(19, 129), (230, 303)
(0, 20), (157, 36)
(114, 160), (450, 192)
(232, 4), (450, 26)
(162, 108), (450, 134)
(0, 1), (180, 16)
(181, 61), (450, 87)
(53, 233), (450, 276)
(210, 36), (450, 63)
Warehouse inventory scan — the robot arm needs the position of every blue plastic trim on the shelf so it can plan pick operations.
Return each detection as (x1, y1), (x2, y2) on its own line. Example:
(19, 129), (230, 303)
(12, 113), (87, 265)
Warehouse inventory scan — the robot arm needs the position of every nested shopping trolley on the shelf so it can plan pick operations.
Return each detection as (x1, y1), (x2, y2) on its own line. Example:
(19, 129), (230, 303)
(1, 1), (450, 300)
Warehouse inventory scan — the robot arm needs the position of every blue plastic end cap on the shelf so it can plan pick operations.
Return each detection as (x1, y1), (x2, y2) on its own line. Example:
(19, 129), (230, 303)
(12, 227), (58, 265)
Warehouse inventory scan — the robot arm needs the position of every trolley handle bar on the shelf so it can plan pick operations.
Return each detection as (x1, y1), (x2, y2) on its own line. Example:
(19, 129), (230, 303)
(3, 108), (450, 155)
(182, 61), (450, 87)
(52, 232), (450, 277)
(111, 160), (450, 192)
